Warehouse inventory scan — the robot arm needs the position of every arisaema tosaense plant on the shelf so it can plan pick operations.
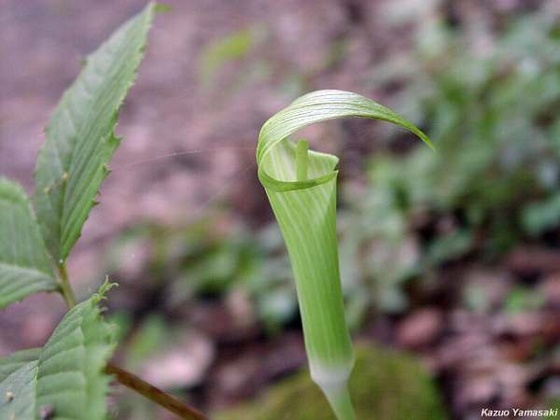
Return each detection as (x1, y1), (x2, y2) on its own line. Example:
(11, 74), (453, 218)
(257, 90), (433, 420)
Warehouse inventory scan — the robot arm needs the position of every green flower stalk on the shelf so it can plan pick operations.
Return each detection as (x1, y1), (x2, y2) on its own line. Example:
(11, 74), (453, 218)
(257, 90), (433, 420)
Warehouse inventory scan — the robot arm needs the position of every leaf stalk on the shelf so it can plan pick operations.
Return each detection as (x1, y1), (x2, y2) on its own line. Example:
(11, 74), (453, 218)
(58, 263), (76, 308)
(319, 380), (356, 420)
(57, 267), (208, 419)
(106, 363), (210, 420)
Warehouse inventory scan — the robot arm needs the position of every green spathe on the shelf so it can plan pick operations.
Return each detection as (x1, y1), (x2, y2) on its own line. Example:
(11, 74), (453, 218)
(257, 90), (433, 420)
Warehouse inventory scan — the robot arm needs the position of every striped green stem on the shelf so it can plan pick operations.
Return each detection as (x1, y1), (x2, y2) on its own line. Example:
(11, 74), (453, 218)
(257, 90), (432, 420)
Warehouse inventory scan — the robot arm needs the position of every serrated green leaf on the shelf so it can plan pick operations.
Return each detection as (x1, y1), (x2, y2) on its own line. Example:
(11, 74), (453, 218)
(34, 287), (115, 420)
(0, 285), (114, 420)
(0, 179), (58, 309)
(0, 348), (41, 382)
(0, 359), (38, 420)
(33, 3), (157, 264)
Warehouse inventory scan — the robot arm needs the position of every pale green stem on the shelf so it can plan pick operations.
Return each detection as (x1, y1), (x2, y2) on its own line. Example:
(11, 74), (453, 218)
(310, 361), (356, 420)
(322, 383), (356, 420)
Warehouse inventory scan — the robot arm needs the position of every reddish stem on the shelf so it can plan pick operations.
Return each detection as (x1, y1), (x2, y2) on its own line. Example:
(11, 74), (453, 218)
(106, 363), (210, 420)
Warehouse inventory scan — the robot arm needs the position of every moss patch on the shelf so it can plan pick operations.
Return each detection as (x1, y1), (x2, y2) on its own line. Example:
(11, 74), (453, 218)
(216, 343), (447, 420)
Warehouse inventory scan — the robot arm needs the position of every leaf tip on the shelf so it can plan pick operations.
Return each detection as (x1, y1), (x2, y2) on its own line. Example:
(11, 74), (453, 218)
(93, 278), (118, 304)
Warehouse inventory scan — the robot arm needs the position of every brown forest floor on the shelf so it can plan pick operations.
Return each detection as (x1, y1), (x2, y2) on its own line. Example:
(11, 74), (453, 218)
(1, 1), (558, 419)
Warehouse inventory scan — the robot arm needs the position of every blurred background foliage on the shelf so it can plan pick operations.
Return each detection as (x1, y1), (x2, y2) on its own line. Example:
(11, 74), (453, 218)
(96, 3), (560, 417)
(104, 1), (560, 329)
(2, 0), (560, 418)
(340, 3), (560, 319)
